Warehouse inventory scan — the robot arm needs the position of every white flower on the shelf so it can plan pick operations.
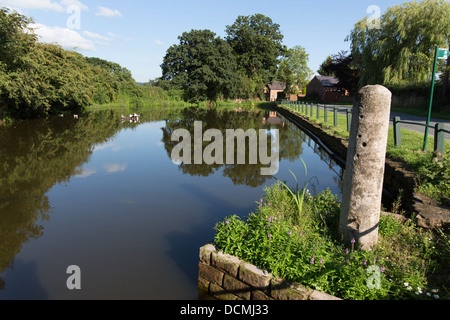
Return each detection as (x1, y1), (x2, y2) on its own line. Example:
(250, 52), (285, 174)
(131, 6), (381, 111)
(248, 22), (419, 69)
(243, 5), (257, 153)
(426, 292), (431, 297)
(407, 286), (413, 291)
(404, 282), (409, 287)
(433, 294), (440, 299)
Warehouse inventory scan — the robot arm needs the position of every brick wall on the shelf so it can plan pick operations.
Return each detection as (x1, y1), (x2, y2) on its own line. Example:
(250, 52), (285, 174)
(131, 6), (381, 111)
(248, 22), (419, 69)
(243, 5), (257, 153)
(198, 244), (340, 301)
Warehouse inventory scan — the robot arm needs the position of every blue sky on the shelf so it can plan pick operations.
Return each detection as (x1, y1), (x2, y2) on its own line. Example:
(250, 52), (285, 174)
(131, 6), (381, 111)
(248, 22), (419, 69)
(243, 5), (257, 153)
(2, 0), (411, 83)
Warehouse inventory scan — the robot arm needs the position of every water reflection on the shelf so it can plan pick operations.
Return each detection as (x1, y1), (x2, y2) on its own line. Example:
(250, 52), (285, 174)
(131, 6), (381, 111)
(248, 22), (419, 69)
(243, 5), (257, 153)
(0, 111), (122, 291)
(0, 107), (343, 299)
(160, 109), (309, 187)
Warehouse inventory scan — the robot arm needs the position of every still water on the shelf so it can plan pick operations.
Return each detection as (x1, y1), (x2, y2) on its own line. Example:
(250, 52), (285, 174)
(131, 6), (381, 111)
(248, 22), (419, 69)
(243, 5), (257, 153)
(0, 107), (343, 300)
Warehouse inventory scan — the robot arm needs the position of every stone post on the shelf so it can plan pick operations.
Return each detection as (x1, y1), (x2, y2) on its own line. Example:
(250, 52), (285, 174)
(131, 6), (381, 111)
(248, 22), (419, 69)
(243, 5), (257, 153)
(339, 85), (392, 251)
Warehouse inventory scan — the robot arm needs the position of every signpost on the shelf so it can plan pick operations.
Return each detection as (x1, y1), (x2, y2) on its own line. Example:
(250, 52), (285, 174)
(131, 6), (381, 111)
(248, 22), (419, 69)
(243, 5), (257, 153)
(423, 47), (449, 151)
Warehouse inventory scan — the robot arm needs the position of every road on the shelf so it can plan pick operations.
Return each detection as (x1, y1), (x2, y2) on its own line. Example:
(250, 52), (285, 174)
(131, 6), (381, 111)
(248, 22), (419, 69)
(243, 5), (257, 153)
(389, 112), (450, 141)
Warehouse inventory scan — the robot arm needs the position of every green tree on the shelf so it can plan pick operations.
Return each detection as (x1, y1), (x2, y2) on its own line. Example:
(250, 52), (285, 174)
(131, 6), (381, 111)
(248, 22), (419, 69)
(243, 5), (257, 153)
(318, 51), (360, 94)
(226, 14), (286, 98)
(0, 8), (36, 70)
(161, 29), (240, 104)
(347, 0), (450, 87)
(318, 56), (335, 76)
(276, 45), (312, 95)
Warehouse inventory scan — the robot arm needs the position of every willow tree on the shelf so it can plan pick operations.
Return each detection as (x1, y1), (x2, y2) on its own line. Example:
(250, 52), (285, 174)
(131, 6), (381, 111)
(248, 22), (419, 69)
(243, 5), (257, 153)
(347, 0), (450, 87)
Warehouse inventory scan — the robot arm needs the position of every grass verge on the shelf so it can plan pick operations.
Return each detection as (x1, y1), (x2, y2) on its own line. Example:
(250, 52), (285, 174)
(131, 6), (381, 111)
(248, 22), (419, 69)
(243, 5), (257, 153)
(281, 104), (450, 206)
(214, 183), (449, 300)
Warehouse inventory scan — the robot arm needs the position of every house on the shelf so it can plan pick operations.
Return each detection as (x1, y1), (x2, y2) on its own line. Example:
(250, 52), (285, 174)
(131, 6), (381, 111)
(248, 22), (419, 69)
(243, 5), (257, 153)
(306, 75), (351, 103)
(264, 81), (286, 102)
(264, 81), (304, 102)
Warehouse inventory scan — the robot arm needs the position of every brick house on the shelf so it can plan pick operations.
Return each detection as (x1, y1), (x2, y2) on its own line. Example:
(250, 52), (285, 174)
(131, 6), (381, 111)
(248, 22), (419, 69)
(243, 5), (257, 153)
(306, 75), (351, 103)
(264, 81), (286, 101)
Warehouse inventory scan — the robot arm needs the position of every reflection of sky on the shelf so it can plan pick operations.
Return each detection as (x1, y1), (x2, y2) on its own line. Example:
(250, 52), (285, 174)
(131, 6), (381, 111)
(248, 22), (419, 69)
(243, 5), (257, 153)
(0, 118), (343, 300)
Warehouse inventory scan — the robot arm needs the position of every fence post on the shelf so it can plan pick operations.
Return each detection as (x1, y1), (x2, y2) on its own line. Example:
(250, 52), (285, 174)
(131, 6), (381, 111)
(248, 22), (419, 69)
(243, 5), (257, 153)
(310, 104), (314, 117)
(434, 123), (445, 154)
(324, 105), (328, 123)
(346, 109), (352, 132)
(393, 117), (402, 147)
(317, 104), (320, 119)
(339, 85), (392, 251)
(333, 106), (338, 127)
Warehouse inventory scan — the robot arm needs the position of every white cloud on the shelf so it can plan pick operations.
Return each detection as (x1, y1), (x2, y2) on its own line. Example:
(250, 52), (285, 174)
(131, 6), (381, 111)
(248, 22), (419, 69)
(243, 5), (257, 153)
(1, 0), (88, 12)
(83, 31), (111, 42)
(30, 23), (95, 51)
(60, 0), (88, 11)
(104, 163), (128, 174)
(1, 0), (64, 11)
(154, 40), (164, 46)
(96, 6), (122, 18)
(75, 168), (97, 178)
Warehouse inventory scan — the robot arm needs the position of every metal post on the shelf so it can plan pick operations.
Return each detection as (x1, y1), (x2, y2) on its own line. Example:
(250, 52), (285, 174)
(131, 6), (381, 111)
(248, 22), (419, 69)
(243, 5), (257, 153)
(423, 47), (439, 151)
(434, 123), (445, 154)
(347, 109), (352, 132)
(334, 107), (338, 127)
(393, 116), (402, 147)
(324, 105), (328, 123)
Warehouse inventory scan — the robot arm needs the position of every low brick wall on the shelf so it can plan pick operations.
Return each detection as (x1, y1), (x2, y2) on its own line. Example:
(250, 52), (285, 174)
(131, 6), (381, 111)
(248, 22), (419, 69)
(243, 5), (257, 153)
(198, 244), (341, 301)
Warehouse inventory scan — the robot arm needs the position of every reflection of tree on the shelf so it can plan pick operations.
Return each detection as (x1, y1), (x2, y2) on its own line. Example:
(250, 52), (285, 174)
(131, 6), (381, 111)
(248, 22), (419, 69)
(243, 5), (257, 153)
(0, 110), (122, 289)
(160, 108), (306, 187)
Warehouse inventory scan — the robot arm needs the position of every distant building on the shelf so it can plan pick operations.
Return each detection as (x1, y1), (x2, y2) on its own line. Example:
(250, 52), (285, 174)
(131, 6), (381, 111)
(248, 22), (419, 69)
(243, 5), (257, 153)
(264, 81), (305, 102)
(306, 75), (351, 103)
(264, 81), (286, 102)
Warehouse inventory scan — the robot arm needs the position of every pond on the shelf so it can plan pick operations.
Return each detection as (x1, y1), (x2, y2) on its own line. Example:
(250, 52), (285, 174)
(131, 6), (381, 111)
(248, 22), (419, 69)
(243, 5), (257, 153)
(0, 107), (343, 300)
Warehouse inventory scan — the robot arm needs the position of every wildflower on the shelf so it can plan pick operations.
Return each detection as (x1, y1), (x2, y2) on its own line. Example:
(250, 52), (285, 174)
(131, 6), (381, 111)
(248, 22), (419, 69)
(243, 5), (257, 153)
(268, 202), (271, 206)
(273, 216), (276, 222)
(431, 289), (438, 293)
(319, 258), (323, 265)
(281, 214), (284, 219)
(259, 198), (263, 208)
(404, 282), (409, 287)
(426, 292), (431, 297)
(345, 248), (349, 255)
(407, 286), (413, 291)
(226, 219), (230, 226)
(363, 259), (367, 266)
(268, 234), (272, 240)
(380, 265), (385, 273)
(288, 230), (292, 236)
(351, 238), (356, 251)
(299, 231), (303, 237)
(310, 256), (315, 264)
(433, 294), (440, 299)
(268, 217), (272, 223)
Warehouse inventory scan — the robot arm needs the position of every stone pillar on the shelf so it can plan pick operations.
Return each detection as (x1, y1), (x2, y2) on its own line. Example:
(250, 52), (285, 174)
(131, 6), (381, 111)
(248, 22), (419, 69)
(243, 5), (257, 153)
(339, 85), (392, 251)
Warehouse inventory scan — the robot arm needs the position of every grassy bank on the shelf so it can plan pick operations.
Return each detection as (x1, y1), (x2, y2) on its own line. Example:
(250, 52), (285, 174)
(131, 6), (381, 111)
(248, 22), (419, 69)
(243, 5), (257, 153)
(214, 183), (449, 300)
(84, 92), (273, 114)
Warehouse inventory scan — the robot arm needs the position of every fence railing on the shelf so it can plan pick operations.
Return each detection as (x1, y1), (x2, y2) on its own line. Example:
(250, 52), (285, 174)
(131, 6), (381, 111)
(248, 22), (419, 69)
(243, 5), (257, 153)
(280, 100), (353, 132)
(393, 117), (449, 154)
(280, 100), (448, 154)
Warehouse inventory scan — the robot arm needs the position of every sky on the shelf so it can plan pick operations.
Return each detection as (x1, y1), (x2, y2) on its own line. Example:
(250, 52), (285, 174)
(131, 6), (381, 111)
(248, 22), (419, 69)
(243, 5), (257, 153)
(1, 0), (413, 83)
